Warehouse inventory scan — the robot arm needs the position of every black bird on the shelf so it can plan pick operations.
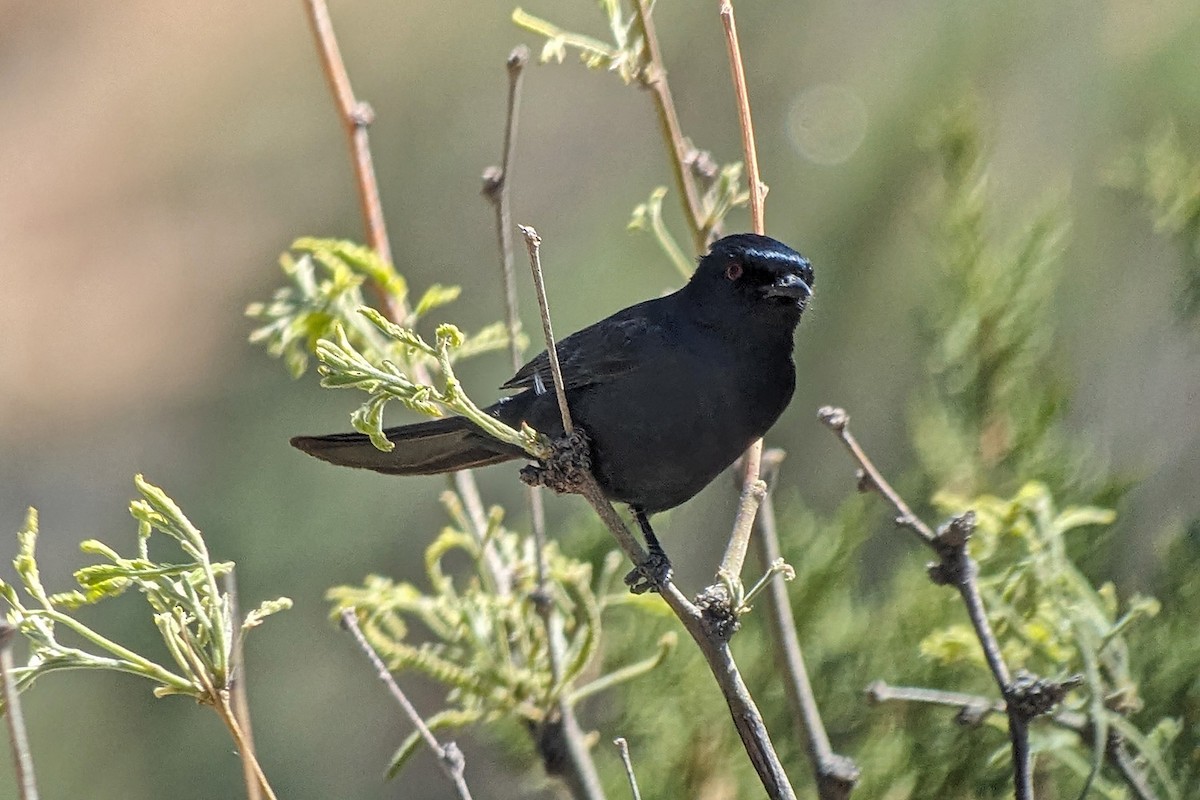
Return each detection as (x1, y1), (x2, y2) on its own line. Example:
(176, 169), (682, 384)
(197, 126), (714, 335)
(292, 233), (814, 589)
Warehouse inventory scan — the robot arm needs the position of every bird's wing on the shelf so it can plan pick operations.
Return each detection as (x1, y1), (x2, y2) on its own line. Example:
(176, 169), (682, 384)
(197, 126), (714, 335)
(500, 301), (667, 393)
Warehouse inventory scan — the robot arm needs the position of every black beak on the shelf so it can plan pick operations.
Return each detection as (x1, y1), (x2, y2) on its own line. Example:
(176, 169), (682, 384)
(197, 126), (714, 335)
(761, 273), (812, 300)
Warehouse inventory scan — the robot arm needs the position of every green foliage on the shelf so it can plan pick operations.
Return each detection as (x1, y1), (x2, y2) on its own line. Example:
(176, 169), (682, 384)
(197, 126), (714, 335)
(912, 104), (1077, 497)
(327, 490), (675, 780)
(513, 1), (646, 84)
(1109, 121), (1200, 321)
(249, 237), (531, 456)
(0, 476), (290, 705)
(314, 310), (548, 458)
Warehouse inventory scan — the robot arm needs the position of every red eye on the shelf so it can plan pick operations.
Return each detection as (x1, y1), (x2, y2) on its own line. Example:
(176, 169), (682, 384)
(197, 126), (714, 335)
(725, 261), (743, 281)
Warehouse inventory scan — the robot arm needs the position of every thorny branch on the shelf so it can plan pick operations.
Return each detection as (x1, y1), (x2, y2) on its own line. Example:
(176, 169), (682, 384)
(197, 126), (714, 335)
(341, 610), (474, 800)
(820, 406), (1083, 800)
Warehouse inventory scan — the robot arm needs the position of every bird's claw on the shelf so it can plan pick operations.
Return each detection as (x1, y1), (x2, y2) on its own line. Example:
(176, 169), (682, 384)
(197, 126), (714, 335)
(624, 551), (673, 594)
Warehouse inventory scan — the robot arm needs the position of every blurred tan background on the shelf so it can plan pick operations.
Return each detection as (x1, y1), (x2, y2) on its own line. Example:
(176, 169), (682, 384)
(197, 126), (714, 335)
(2, 1), (1199, 797)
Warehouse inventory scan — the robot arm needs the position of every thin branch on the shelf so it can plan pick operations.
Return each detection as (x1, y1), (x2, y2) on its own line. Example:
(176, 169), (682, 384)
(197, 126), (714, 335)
(818, 406), (1071, 800)
(517, 228), (796, 799)
(718, 1), (767, 234)
(212, 692), (280, 800)
(224, 573), (262, 800)
(518, 225), (574, 434)
(340, 609), (474, 800)
(754, 452), (859, 800)
(613, 738), (642, 800)
(484, 59), (605, 800)
(631, 0), (708, 253)
(816, 406), (935, 544)
(303, 0), (394, 286)
(714, 0), (766, 593)
(482, 45), (529, 378)
(0, 623), (38, 800)
(303, 0), (510, 594)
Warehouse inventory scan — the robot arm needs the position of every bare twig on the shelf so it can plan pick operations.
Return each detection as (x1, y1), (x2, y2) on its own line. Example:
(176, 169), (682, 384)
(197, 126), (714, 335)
(0, 623), (38, 800)
(518, 225), (574, 434)
(212, 693), (280, 800)
(482, 45), (529, 376)
(340, 609), (474, 800)
(631, 0), (709, 252)
(713, 0), (767, 595)
(224, 573), (262, 800)
(484, 61), (606, 800)
(816, 406), (935, 544)
(303, 0), (394, 285)
(718, 1), (767, 234)
(755, 452), (859, 799)
(613, 738), (642, 800)
(819, 406), (1071, 800)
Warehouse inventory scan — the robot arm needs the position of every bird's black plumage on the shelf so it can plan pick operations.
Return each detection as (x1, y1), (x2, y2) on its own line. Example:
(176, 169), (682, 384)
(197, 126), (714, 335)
(292, 233), (814, 517)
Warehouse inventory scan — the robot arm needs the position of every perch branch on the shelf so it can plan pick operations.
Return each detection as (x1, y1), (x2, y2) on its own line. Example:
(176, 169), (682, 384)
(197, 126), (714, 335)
(341, 610), (474, 800)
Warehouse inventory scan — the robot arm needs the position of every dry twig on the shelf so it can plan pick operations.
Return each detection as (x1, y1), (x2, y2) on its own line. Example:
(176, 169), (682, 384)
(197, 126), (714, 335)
(341, 610), (474, 800)
(820, 406), (1078, 800)
(755, 453), (860, 799)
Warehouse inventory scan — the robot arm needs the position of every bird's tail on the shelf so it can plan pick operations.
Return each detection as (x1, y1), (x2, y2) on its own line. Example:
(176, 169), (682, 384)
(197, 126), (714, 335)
(291, 414), (525, 476)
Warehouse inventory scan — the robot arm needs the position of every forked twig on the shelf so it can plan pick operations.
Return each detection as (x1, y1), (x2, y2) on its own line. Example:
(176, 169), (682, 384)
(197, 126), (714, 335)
(819, 406), (1074, 800)
(341, 610), (474, 800)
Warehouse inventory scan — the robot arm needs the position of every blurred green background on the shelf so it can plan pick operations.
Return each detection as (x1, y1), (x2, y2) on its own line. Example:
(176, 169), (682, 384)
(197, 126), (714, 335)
(2, 0), (1199, 798)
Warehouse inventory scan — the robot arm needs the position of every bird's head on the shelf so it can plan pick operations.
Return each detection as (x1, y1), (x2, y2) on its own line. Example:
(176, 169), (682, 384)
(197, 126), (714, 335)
(684, 233), (814, 329)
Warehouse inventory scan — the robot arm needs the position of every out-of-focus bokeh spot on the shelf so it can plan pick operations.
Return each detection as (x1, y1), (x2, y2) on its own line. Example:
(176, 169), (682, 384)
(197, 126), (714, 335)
(787, 83), (868, 166)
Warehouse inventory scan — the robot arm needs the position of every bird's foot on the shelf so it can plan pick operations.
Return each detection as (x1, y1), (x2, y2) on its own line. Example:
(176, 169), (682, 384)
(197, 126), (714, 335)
(624, 549), (673, 595)
(520, 429), (592, 495)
